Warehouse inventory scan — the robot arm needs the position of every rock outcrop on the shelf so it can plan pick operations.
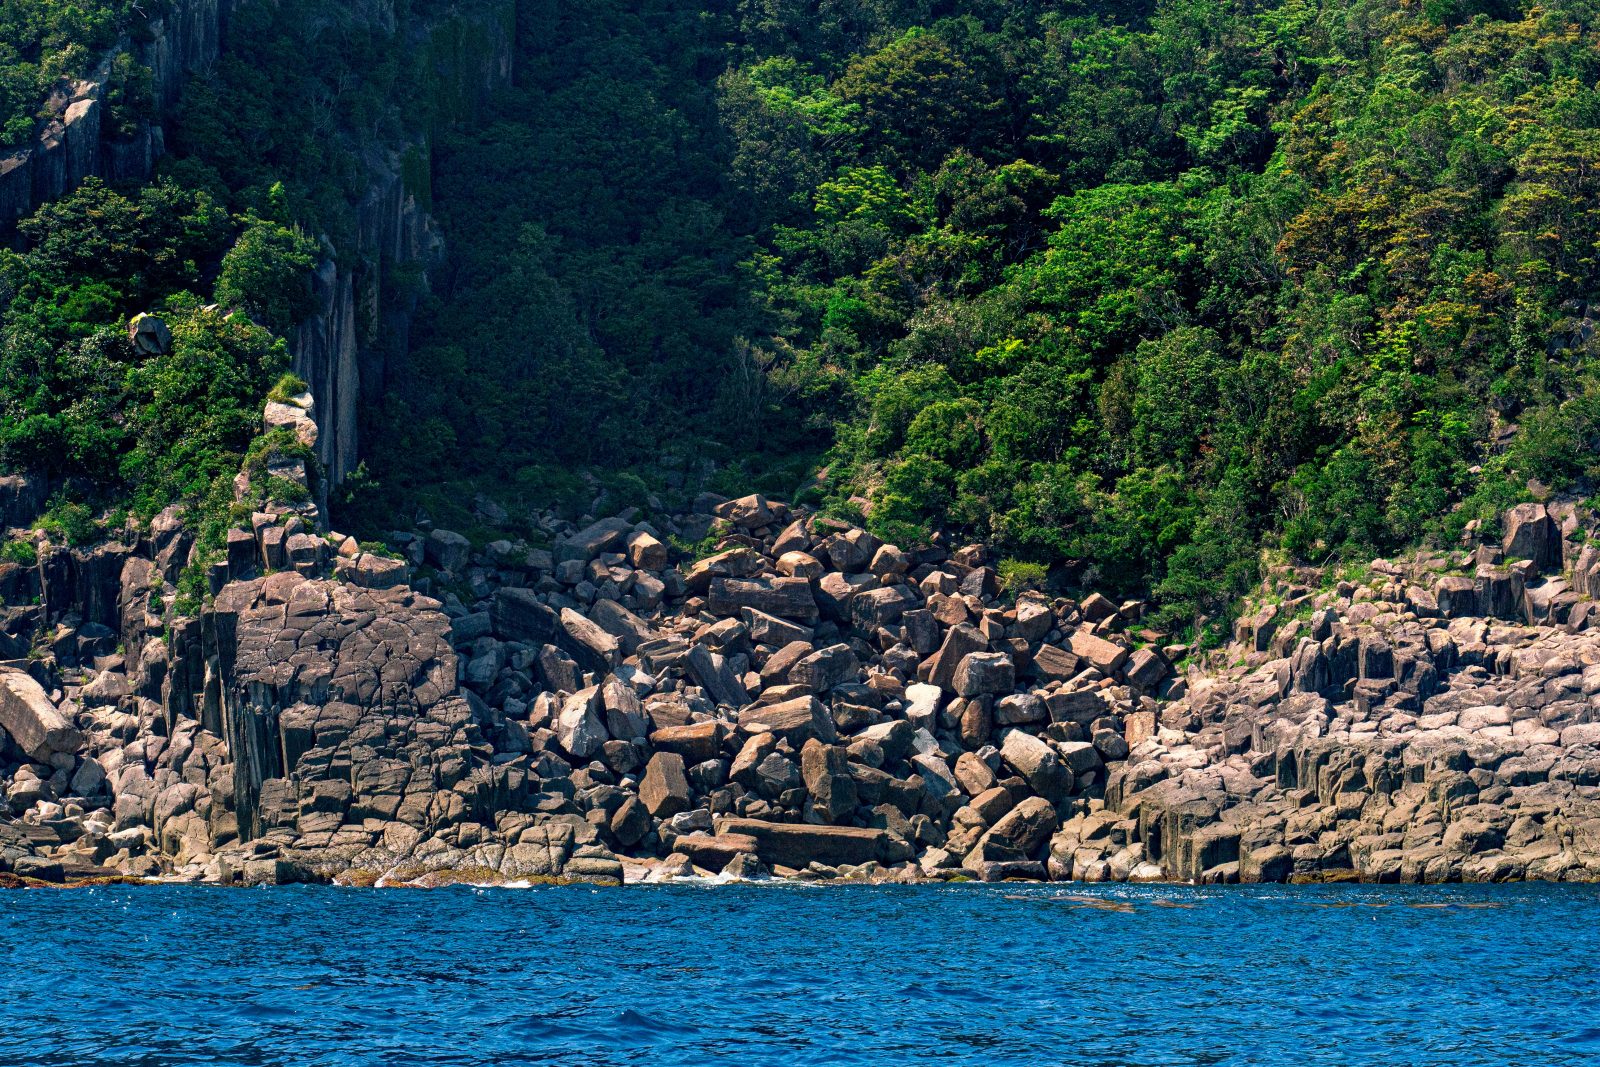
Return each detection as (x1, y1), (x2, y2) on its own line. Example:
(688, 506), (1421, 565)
(0, 0), (227, 234)
(288, 0), (515, 484)
(4, 393), (1600, 890)
(1, 0), (514, 494)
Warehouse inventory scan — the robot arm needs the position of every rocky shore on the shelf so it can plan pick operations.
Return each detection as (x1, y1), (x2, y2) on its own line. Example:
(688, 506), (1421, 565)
(2, 396), (1599, 887)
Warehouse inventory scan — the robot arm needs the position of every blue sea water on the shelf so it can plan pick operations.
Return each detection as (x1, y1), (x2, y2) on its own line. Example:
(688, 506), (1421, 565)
(2, 882), (1596, 1067)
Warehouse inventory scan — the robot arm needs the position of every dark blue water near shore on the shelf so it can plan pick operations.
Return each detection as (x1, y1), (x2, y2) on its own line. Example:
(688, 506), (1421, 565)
(2, 883), (1596, 1066)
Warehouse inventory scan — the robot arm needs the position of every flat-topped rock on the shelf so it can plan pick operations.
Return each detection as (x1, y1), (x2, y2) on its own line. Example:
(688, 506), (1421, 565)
(716, 818), (899, 868)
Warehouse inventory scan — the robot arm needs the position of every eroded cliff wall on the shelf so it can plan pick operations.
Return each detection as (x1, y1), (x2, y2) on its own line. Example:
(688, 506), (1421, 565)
(287, 1), (516, 484)
(0, 0), (232, 233)
(0, 0), (516, 488)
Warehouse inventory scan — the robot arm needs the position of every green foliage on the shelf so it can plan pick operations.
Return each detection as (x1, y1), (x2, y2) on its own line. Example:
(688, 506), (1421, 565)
(214, 216), (320, 331)
(351, 0), (759, 517)
(11, 0), (1600, 636)
(997, 559), (1048, 592)
(0, 176), (294, 528)
(0, 1), (130, 148)
(676, 0), (1600, 622)
(39, 499), (100, 547)
(0, 539), (37, 567)
(268, 373), (310, 404)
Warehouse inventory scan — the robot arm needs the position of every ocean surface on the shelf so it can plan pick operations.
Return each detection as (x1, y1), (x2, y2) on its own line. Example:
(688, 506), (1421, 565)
(2, 882), (1596, 1066)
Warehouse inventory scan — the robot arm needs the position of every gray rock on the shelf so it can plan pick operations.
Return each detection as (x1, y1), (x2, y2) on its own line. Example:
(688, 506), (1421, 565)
(954, 652), (1015, 697)
(1000, 729), (1071, 801)
(556, 688), (609, 760)
(789, 643), (858, 693)
(0, 670), (82, 761)
(425, 529), (472, 572)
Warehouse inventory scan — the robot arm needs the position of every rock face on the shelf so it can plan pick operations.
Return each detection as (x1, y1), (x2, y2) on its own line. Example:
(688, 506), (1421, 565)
(279, 1), (515, 486)
(6, 438), (1600, 888)
(0, 0), (515, 492)
(0, 0), (224, 234)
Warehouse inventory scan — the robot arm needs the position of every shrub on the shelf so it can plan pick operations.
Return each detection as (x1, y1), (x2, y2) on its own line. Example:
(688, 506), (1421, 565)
(268, 372), (309, 404)
(39, 500), (100, 547)
(997, 559), (1048, 592)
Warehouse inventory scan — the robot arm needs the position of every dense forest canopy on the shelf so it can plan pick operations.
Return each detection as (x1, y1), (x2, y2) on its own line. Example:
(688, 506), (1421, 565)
(5, 0), (1600, 638)
(364, 0), (1600, 634)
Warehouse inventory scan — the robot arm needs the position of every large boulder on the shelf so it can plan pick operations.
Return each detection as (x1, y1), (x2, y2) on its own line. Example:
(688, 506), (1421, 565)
(708, 577), (818, 621)
(557, 607), (620, 674)
(640, 752), (692, 818)
(965, 796), (1059, 869)
(800, 740), (858, 823)
(716, 817), (902, 868)
(555, 688), (608, 760)
(424, 529), (472, 573)
(1502, 503), (1559, 572)
(492, 587), (557, 643)
(0, 669), (81, 761)
(789, 643), (858, 693)
(953, 651), (1015, 697)
(557, 517), (633, 563)
(923, 623), (988, 690)
(1000, 729), (1071, 801)
(1069, 630), (1128, 675)
(740, 696), (837, 745)
(685, 644), (750, 707)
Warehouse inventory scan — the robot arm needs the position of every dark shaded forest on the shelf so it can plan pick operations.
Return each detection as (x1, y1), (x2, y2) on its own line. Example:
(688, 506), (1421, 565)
(368, 0), (1600, 634)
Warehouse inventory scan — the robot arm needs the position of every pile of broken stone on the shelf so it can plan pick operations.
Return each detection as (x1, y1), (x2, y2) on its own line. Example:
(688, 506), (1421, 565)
(393, 491), (1183, 885)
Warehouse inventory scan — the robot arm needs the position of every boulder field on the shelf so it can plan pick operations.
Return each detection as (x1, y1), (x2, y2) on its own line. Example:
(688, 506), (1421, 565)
(2, 410), (1600, 886)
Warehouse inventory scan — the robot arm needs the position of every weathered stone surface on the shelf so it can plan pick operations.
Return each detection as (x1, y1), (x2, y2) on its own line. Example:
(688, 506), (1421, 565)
(558, 608), (620, 674)
(953, 652), (1014, 697)
(1032, 643), (1079, 681)
(556, 689), (608, 759)
(626, 530), (668, 570)
(966, 796), (1058, 869)
(557, 517), (633, 563)
(1122, 648), (1168, 689)
(1070, 630), (1128, 675)
(1502, 503), (1559, 571)
(640, 752), (692, 818)
(789, 644), (858, 693)
(683, 548), (764, 593)
(686, 644), (750, 707)
(716, 817), (896, 868)
(425, 529), (471, 573)
(709, 576), (818, 621)
(924, 624), (987, 690)
(492, 587), (556, 643)
(650, 722), (724, 764)
(740, 697), (837, 745)
(673, 832), (759, 869)
(1001, 729), (1070, 801)
(0, 669), (82, 761)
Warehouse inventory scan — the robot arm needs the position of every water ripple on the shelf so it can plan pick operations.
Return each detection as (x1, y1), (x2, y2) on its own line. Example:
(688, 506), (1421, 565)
(0, 883), (1595, 1065)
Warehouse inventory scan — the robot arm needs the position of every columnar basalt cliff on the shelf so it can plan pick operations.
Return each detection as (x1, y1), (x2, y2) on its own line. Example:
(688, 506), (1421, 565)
(0, 0), (515, 488)
(0, 0), (230, 234)
(2, 384), (1599, 887)
(286, 3), (516, 484)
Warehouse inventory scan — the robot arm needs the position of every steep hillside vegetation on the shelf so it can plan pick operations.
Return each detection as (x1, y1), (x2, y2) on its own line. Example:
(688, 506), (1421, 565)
(0, 0), (506, 588)
(7, 0), (1600, 642)
(353, 0), (1600, 639)
(0, 0), (133, 147)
